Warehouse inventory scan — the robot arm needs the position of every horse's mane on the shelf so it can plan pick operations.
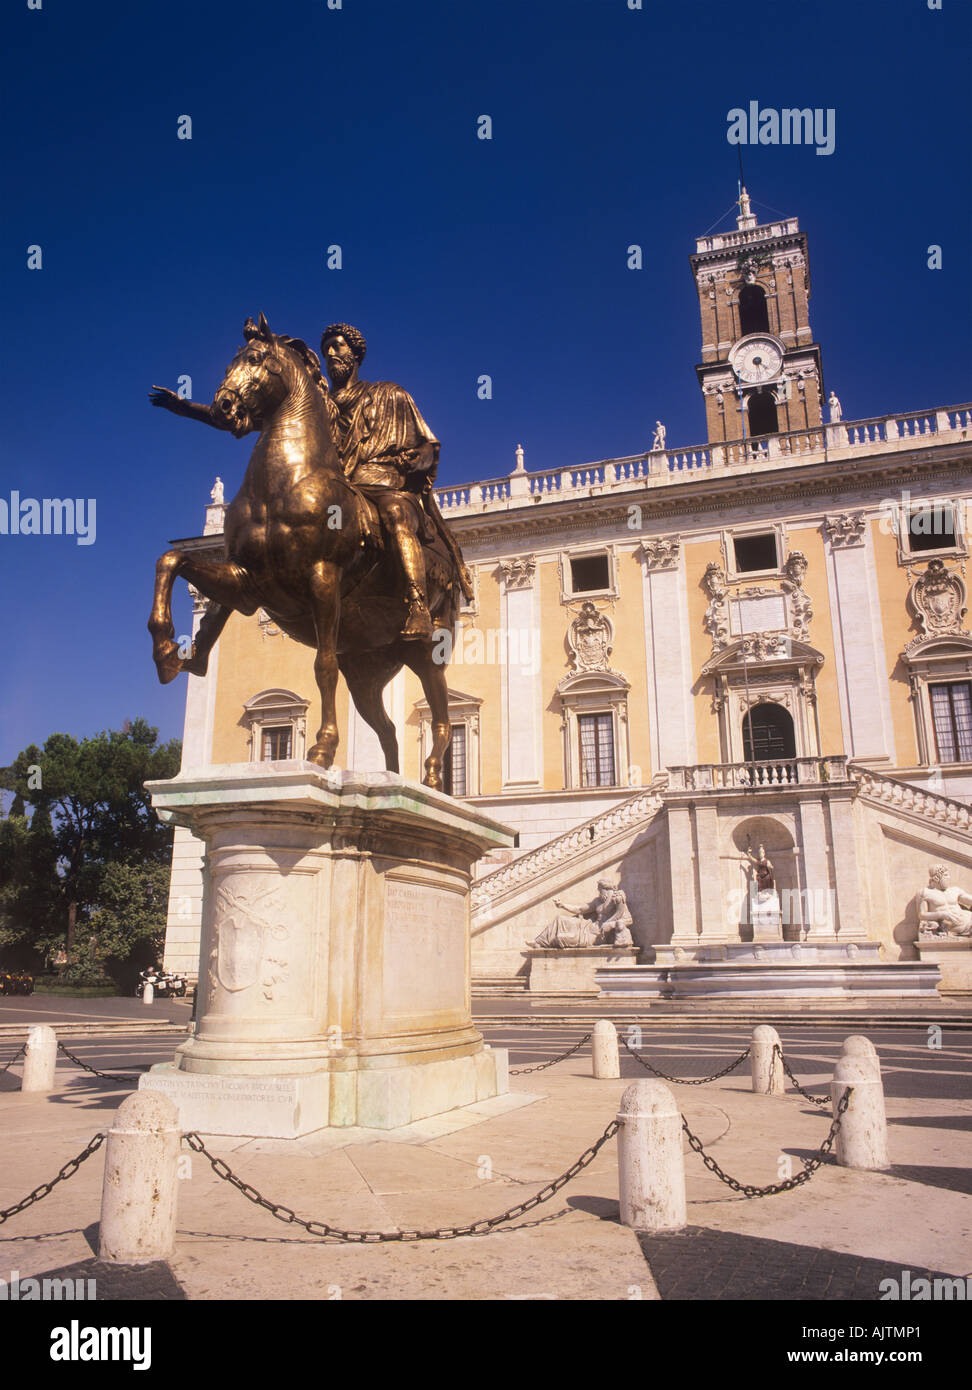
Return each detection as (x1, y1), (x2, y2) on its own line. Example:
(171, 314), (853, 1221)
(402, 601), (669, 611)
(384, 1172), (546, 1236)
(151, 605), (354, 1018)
(274, 335), (328, 400)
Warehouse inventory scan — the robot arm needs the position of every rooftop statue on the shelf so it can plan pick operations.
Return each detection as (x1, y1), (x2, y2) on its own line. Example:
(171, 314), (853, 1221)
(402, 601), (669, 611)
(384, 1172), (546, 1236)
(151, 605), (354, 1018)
(148, 314), (472, 789)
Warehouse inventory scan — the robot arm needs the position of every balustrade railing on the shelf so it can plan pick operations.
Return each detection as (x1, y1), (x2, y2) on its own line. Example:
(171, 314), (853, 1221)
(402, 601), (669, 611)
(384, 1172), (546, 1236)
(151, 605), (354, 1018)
(666, 756), (849, 791)
(432, 402), (971, 517)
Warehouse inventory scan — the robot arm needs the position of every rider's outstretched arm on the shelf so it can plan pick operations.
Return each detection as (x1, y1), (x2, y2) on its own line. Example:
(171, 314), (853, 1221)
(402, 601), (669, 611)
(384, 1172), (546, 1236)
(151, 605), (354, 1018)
(149, 387), (233, 430)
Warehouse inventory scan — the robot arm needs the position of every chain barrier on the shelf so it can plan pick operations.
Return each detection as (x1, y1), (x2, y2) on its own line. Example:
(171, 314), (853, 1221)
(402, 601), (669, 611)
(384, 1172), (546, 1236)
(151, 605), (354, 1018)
(1, 1043), (26, 1075)
(0, 1133), (107, 1225)
(773, 1044), (830, 1106)
(619, 1033), (751, 1085)
(184, 1117), (620, 1242)
(681, 1087), (851, 1199)
(56, 1042), (139, 1085)
(509, 1030), (593, 1075)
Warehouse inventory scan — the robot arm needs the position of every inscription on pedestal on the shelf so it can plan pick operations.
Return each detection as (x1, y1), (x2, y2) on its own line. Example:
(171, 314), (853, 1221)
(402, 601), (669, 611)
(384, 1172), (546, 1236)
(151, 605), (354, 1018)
(383, 878), (466, 1016)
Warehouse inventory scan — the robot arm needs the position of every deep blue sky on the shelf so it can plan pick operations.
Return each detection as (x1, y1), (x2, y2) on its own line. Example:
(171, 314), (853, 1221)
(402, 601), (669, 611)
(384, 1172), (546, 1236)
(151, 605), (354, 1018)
(1, 0), (969, 764)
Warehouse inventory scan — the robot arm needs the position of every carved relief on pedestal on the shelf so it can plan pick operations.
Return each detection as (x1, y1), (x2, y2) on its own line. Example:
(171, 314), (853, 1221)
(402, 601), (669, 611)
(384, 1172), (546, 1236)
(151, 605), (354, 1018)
(823, 512), (867, 547)
(567, 601), (613, 673)
(209, 879), (291, 1003)
(499, 555), (536, 591)
(905, 559), (968, 648)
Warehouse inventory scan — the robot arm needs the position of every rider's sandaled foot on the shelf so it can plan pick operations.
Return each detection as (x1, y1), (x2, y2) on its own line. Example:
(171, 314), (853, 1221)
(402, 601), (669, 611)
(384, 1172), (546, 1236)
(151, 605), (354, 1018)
(401, 598), (434, 640)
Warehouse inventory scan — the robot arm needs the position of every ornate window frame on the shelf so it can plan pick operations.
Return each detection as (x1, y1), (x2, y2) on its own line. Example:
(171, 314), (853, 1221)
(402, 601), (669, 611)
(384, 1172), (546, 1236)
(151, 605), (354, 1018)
(721, 522), (787, 582)
(701, 638), (824, 763)
(414, 688), (482, 796)
(893, 495), (968, 567)
(558, 545), (619, 604)
(555, 669), (631, 790)
(902, 635), (972, 766)
(242, 689), (311, 763)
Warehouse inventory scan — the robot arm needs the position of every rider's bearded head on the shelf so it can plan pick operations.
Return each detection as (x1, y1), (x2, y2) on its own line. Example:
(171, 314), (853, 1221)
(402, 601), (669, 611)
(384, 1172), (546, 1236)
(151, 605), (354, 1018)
(321, 323), (367, 386)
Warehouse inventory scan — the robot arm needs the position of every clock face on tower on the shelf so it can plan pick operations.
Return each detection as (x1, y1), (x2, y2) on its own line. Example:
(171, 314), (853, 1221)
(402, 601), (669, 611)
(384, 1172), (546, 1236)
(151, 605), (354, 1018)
(729, 333), (784, 385)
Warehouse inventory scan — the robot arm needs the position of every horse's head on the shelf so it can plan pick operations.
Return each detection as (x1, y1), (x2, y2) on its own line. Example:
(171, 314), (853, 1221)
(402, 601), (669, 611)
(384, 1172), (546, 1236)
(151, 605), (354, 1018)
(213, 312), (323, 437)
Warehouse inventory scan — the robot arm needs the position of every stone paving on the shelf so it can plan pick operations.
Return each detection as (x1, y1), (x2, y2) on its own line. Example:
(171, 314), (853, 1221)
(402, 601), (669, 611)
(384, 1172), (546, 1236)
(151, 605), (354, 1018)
(1, 1029), (970, 1301)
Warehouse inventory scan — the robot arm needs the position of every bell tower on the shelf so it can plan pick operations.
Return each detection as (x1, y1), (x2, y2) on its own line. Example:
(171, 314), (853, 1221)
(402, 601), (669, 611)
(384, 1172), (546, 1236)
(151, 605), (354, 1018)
(690, 189), (825, 444)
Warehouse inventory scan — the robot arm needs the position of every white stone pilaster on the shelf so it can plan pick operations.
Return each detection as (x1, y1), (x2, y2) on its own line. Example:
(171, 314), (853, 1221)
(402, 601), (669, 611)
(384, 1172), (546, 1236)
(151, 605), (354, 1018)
(500, 557), (542, 789)
(823, 520), (897, 761)
(639, 540), (697, 775)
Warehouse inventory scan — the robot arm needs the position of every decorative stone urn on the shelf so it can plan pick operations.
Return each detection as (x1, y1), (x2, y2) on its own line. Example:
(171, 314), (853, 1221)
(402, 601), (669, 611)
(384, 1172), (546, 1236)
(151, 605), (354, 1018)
(140, 762), (514, 1137)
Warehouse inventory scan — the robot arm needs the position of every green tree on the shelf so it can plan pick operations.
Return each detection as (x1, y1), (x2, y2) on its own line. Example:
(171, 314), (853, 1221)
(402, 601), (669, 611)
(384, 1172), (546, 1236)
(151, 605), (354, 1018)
(0, 719), (181, 979)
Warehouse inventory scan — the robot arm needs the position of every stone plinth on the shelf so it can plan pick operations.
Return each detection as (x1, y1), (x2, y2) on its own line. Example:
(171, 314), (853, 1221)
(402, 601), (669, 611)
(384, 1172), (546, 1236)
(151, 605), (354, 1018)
(915, 937), (972, 995)
(526, 946), (640, 996)
(139, 762), (514, 1137)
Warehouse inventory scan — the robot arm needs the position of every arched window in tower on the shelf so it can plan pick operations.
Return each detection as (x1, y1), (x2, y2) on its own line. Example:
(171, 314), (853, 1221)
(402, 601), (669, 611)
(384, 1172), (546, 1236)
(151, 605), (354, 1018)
(742, 703), (796, 763)
(738, 283), (770, 335)
(747, 389), (778, 437)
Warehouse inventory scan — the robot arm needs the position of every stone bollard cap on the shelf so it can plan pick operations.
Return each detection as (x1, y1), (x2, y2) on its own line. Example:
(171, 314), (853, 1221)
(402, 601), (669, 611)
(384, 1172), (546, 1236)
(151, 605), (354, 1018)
(833, 1056), (878, 1085)
(26, 1025), (57, 1046)
(593, 1018), (618, 1036)
(112, 1091), (181, 1133)
(751, 1025), (781, 1042)
(840, 1034), (879, 1060)
(617, 1079), (679, 1119)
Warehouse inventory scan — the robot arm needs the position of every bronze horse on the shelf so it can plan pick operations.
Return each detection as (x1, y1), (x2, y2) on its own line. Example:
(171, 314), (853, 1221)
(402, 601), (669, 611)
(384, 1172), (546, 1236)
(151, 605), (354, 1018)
(148, 314), (459, 788)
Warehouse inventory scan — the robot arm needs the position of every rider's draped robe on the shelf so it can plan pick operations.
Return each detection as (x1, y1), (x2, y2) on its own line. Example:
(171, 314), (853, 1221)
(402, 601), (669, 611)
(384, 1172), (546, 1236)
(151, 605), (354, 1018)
(325, 377), (473, 598)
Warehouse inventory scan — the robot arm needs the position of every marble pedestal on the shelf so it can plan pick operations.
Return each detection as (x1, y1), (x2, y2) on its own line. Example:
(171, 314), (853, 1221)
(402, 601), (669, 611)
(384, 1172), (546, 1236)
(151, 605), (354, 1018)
(526, 946), (640, 996)
(915, 937), (972, 995)
(140, 762), (515, 1137)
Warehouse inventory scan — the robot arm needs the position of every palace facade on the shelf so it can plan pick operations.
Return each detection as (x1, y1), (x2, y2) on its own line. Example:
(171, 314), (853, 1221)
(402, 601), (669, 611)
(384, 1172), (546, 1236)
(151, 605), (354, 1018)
(163, 193), (972, 995)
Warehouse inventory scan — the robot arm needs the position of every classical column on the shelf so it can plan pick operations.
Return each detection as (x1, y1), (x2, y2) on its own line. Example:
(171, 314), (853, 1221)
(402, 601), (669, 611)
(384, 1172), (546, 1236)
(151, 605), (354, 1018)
(665, 805), (700, 950)
(693, 804), (728, 941)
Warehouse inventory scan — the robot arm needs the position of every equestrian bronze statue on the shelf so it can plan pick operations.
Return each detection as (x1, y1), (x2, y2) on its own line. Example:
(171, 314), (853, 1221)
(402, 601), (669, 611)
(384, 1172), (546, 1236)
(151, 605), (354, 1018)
(148, 314), (473, 790)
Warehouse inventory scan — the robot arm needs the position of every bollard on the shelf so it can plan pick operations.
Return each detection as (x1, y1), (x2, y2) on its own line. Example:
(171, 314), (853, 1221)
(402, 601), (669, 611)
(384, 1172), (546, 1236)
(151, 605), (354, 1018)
(21, 1025), (57, 1094)
(840, 1034), (880, 1071)
(831, 1056), (890, 1171)
(99, 1092), (181, 1263)
(142, 982), (154, 1005)
(592, 1019), (620, 1079)
(617, 1080), (686, 1231)
(751, 1025), (784, 1095)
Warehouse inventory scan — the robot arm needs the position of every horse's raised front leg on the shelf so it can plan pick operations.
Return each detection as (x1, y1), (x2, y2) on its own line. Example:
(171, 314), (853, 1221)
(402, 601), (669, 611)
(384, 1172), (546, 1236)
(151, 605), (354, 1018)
(403, 643), (452, 791)
(307, 560), (342, 768)
(148, 550), (258, 684)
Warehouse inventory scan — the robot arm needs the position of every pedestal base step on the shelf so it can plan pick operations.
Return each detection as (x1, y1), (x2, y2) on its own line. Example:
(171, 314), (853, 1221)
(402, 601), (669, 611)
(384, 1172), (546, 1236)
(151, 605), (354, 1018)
(140, 1046), (509, 1139)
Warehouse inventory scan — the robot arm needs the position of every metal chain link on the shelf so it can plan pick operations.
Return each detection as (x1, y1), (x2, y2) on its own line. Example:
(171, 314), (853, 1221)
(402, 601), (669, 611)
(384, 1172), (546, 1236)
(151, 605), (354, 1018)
(619, 1034), (751, 1085)
(0, 1043), (26, 1075)
(773, 1044), (829, 1105)
(0, 1133), (107, 1224)
(681, 1087), (851, 1198)
(57, 1041), (138, 1085)
(184, 1116), (621, 1242)
(509, 1030), (593, 1075)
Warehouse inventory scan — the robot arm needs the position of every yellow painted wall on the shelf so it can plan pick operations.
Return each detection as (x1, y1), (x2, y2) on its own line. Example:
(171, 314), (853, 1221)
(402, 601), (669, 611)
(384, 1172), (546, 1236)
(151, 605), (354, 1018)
(209, 611), (346, 764)
(870, 518), (922, 766)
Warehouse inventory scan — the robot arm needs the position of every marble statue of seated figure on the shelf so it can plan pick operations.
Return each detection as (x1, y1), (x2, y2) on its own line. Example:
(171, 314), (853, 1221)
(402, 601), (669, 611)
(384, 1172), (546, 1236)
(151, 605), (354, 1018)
(530, 879), (634, 949)
(917, 864), (972, 937)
